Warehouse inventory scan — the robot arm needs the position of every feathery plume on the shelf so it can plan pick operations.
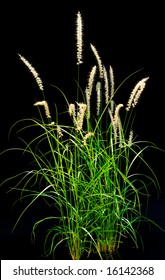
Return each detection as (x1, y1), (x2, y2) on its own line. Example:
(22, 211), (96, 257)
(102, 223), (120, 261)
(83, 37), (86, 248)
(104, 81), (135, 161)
(69, 103), (76, 117)
(103, 66), (109, 104)
(57, 125), (63, 138)
(113, 104), (124, 128)
(128, 130), (133, 146)
(83, 132), (94, 146)
(85, 65), (97, 119)
(126, 77), (149, 111)
(76, 11), (83, 65)
(69, 103), (76, 126)
(113, 104), (124, 145)
(69, 103), (87, 130)
(76, 103), (87, 131)
(96, 82), (101, 116)
(18, 54), (44, 91)
(90, 44), (103, 78)
(109, 65), (115, 97)
(34, 101), (51, 118)
(86, 66), (97, 95)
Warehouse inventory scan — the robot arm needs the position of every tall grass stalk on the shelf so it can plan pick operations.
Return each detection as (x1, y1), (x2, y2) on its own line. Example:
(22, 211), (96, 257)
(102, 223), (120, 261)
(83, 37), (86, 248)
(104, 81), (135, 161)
(1, 11), (164, 260)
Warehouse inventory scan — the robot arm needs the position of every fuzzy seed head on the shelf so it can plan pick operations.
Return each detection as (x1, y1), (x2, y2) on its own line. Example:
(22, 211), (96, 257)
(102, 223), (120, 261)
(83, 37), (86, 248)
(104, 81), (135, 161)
(34, 101), (51, 118)
(126, 77), (149, 111)
(128, 130), (133, 146)
(87, 65), (97, 96)
(57, 125), (63, 138)
(18, 54), (44, 91)
(109, 65), (115, 97)
(114, 104), (124, 127)
(69, 103), (76, 126)
(76, 11), (83, 65)
(113, 104), (124, 146)
(90, 44), (103, 78)
(96, 82), (101, 116)
(76, 103), (87, 131)
(103, 66), (109, 104)
(69, 103), (76, 117)
(85, 65), (97, 119)
(83, 132), (94, 146)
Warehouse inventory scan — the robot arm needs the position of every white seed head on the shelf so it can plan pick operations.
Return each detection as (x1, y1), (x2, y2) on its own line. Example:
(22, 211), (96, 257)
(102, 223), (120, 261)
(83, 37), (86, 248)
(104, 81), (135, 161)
(76, 103), (87, 131)
(57, 125), (63, 138)
(90, 44), (103, 78)
(85, 65), (97, 119)
(96, 82), (101, 116)
(113, 104), (124, 128)
(126, 77), (149, 111)
(87, 65), (97, 96)
(69, 103), (87, 131)
(109, 65), (115, 97)
(103, 66), (109, 104)
(34, 101), (51, 118)
(113, 104), (124, 147)
(69, 103), (76, 117)
(132, 77), (149, 107)
(76, 11), (83, 65)
(128, 130), (133, 146)
(18, 54), (44, 91)
(69, 103), (76, 126)
(83, 132), (94, 146)
(109, 103), (123, 146)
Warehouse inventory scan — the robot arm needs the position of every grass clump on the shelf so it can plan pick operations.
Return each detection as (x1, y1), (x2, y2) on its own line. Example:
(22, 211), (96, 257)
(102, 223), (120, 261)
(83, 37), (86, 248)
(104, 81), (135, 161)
(1, 11), (163, 260)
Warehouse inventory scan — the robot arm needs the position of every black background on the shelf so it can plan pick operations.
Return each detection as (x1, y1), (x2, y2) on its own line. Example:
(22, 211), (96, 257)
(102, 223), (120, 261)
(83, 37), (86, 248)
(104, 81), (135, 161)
(1, 1), (165, 260)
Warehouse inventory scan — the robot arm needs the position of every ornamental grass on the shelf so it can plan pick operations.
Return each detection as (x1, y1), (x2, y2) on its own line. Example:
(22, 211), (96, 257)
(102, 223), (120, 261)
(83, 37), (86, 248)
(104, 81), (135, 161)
(1, 11), (164, 260)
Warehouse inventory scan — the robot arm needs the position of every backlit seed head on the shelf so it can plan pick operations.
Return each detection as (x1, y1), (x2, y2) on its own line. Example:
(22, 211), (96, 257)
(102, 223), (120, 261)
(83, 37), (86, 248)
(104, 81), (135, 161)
(126, 77), (149, 111)
(85, 65), (97, 119)
(114, 104), (124, 127)
(76, 11), (83, 65)
(103, 66), (109, 104)
(83, 132), (94, 146)
(18, 54), (44, 91)
(69, 103), (76, 117)
(90, 44), (103, 78)
(128, 130), (133, 146)
(34, 101), (51, 118)
(57, 125), (63, 138)
(109, 65), (115, 97)
(96, 82), (101, 116)
(76, 103), (87, 131)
